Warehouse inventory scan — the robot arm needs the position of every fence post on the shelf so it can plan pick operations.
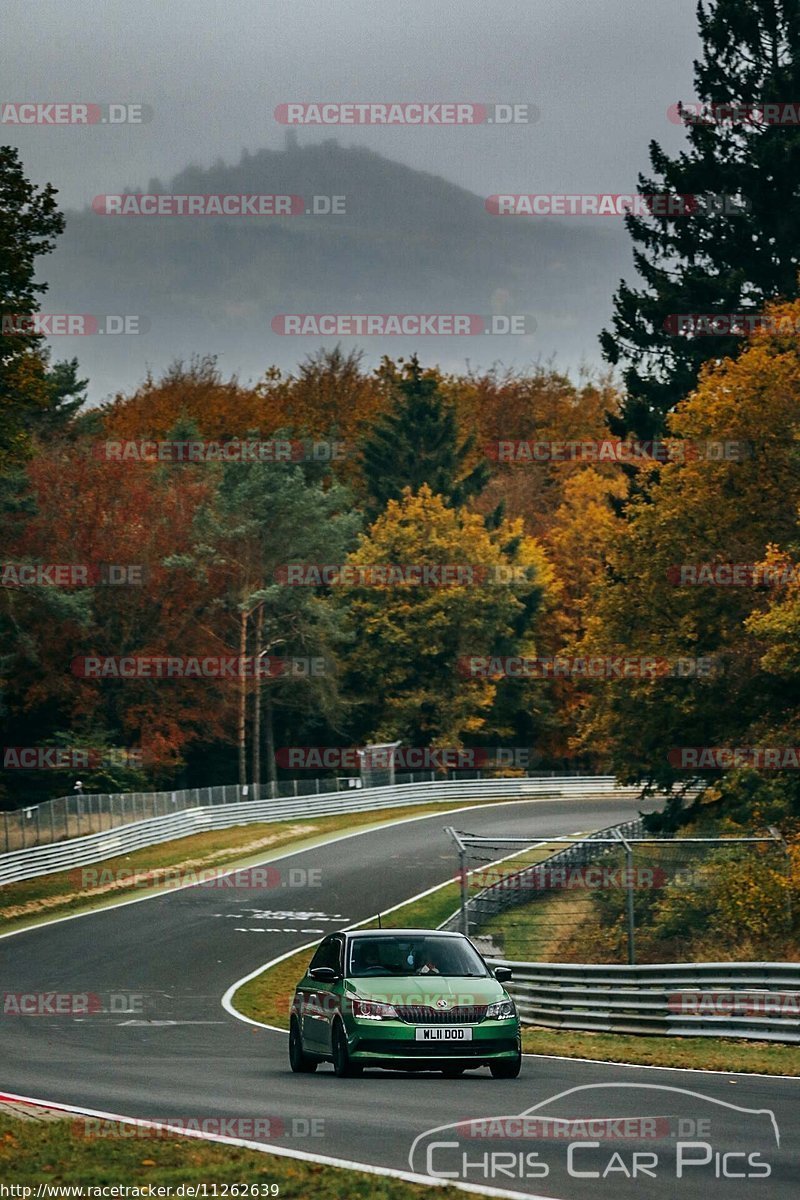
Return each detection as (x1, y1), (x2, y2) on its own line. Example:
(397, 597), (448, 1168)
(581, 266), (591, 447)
(444, 827), (470, 936)
(615, 829), (636, 966)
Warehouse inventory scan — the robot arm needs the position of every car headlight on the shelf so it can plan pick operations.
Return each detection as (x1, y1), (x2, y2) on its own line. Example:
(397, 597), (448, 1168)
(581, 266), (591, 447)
(486, 998), (516, 1020)
(351, 999), (399, 1021)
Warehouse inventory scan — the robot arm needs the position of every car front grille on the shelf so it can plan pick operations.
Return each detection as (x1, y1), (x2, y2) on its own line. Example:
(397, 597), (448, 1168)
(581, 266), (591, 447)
(394, 1004), (488, 1024)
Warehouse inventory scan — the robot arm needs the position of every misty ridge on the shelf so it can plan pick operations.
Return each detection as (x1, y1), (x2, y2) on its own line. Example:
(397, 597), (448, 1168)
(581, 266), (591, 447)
(44, 138), (633, 399)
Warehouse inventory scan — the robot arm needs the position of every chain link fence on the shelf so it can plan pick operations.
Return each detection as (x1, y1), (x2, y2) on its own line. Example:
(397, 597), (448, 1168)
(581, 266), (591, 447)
(0, 770), (446, 853)
(442, 824), (792, 965)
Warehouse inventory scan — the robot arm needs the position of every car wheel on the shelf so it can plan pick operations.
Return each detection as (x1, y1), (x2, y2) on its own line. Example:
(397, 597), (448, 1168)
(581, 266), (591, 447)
(331, 1019), (362, 1077)
(288, 1017), (317, 1073)
(490, 1048), (522, 1079)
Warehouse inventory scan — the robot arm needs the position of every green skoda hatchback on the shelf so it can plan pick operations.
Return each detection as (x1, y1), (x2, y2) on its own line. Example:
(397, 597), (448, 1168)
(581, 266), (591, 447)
(288, 928), (522, 1078)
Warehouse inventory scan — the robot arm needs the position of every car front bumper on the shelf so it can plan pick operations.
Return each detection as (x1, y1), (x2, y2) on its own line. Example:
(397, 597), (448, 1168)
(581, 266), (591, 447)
(346, 1018), (521, 1065)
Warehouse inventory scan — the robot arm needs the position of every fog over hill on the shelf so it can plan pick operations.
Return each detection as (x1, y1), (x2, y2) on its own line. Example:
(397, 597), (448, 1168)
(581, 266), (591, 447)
(43, 139), (636, 402)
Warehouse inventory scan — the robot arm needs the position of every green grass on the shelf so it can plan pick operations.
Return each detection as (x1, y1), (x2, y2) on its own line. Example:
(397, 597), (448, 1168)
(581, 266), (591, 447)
(467, 837), (592, 960)
(521, 1026), (800, 1075)
(0, 1112), (477, 1199)
(0, 797), (512, 935)
(479, 889), (596, 960)
(235, 873), (800, 1078)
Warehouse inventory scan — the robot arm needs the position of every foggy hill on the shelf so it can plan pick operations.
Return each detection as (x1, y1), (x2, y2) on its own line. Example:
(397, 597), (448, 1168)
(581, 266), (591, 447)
(44, 139), (634, 401)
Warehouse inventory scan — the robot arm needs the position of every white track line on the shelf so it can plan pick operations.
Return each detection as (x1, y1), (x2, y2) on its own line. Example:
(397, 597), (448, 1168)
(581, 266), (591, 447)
(0, 1089), (559, 1200)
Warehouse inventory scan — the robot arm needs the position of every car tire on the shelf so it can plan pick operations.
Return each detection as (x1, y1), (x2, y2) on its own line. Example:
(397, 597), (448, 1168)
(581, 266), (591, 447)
(331, 1019), (362, 1077)
(489, 1047), (522, 1079)
(288, 1017), (317, 1073)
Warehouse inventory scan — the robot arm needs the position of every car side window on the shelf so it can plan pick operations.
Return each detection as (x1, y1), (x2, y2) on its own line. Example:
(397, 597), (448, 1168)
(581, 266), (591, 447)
(308, 937), (341, 974)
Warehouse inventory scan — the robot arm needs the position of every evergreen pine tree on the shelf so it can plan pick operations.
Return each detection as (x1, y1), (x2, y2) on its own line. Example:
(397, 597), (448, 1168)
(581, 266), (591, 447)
(361, 356), (490, 519)
(601, 0), (800, 439)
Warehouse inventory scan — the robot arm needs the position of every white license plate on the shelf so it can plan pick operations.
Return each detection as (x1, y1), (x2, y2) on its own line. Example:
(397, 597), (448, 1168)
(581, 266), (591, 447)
(415, 1027), (473, 1041)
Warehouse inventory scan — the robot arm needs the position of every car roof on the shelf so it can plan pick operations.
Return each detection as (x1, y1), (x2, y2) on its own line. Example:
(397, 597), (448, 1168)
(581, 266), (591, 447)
(343, 929), (466, 939)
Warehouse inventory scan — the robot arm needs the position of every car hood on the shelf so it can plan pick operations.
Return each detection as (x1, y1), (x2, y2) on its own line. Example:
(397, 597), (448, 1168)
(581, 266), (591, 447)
(346, 975), (505, 1006)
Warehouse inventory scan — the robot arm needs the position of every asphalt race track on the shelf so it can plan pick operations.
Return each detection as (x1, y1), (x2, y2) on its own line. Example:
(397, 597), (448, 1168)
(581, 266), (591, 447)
(1, 797), (798, 1199)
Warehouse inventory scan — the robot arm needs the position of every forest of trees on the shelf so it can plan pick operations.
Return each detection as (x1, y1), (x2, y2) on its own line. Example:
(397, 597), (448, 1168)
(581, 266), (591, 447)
(2, 0), (800, 860)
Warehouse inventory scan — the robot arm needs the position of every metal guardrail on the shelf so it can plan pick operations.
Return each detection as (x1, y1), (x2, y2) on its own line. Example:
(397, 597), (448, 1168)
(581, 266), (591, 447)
(0, 776), (640, 887)
(488, 958), (800, 1043)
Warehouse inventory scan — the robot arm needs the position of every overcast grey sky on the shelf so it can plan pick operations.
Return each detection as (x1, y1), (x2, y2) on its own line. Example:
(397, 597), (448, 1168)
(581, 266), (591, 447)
(4, 0), (700, 207)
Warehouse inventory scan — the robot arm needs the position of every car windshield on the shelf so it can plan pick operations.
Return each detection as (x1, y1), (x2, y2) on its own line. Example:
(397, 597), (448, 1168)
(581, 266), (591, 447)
(348, 935), (488, 978)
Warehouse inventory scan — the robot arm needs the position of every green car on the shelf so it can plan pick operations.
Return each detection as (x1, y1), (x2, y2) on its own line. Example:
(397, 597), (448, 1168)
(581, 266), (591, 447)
(288, 928), (522, 1078)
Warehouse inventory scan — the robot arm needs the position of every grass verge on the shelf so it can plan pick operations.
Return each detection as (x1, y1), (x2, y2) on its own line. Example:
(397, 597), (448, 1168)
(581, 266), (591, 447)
(0, 1111), (473, 1199)
(0, 797), (512, 935)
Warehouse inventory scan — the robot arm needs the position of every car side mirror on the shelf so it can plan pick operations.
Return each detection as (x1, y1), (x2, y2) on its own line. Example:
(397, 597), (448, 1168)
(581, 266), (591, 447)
(494, 966), (513, 982)
(309, 966), (337, 982)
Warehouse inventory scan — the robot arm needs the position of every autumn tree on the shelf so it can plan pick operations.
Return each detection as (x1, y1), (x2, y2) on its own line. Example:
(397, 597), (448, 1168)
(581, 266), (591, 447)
(0, 447), (221, 805)
(337, 484), (553, 748)
(440, 365), (622, 540)
(98, 356), (272, 443)
(581, 299), (800, 816)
